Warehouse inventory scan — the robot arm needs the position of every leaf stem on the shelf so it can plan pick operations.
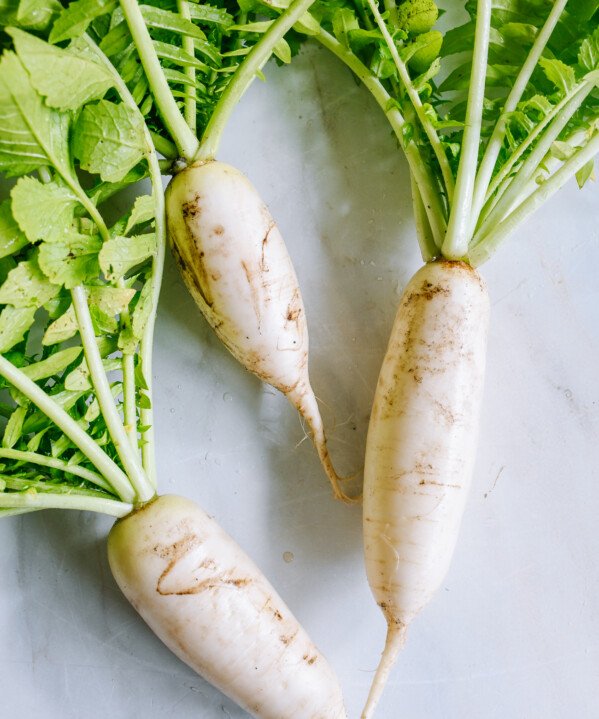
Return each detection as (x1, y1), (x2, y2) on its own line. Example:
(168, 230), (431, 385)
(119, 0), (200, 161)
(177, 0), (197, 135)
(470, 131), (599, 265)
(441, 0), (491, 260)
(470, 0), (569, 225)
(196, 0), (318, 162)
(83, 33), (164, 486)
(365, 0), (454, 203)
(411, 174), (438, 262)
(138, 150), (166, 487)
(0, 355), (135, 502)
(71, 286), (154, 502)
(0, 448), (113, 493)
(0, 490), (132, 517)
(149, 130), (178, 159)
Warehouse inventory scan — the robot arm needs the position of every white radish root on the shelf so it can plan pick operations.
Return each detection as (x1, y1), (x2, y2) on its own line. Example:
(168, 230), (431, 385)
(361, 260), (490, 717)
(166, 161), (357, 502)
(108, 494), (347, 719)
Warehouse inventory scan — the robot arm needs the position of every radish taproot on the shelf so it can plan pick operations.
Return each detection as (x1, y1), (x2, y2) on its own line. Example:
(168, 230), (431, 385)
(117, 0), (351, 500)
(166, 160), (352, 502)
(362, 261), (489, 716)
(0, 2), (350, 716)
(109, 494), (347, 719)
(287, 0), (599, 713)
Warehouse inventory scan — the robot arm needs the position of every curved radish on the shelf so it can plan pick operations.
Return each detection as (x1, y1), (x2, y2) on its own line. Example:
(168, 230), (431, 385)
(166, 161), (354, 502)
(108, 494), (347, 719)
(361, 261), (489, 717)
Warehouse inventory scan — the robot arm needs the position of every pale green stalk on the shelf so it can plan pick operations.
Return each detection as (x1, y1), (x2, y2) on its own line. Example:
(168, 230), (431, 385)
(122, 349), (137, 451)
(177, 0), (197, 134)
(71, 286), (154, 502)
(470, 0), (570, 226)
(471, 131), (599, 265)
(139, 150), (165, 486)
(313, 27), (447, 245)
(475, 83), (593, 238)
(2, 475), (113, 498)
(84, 33), (164, 486)
(442, 0), (491, 259)
(365, 0), (454, 203)
(411, 174), (437, 262)
(383, 0), (398, 28)
(149, 130), (178, 159)
(115, 278), (139, 456)
(119, 0), (200, 161)
(0, 355), (135, 501)
(196, 0), (318, 161)
(0, 490), (131, 517)
(0, 448), (113, 492)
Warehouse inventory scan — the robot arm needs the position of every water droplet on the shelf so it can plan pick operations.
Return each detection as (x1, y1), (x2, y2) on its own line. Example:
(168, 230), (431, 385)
(283, 551), (294, 563)
(169, 408), (175, 414)
(564, 389), (573, 399)
(223, 392), (233, 403)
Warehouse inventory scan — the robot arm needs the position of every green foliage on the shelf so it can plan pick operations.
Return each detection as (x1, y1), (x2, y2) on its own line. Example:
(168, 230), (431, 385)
(72, 100), (148, 182)
(0, 15), (169, 511)
(9, 28), (113, 109)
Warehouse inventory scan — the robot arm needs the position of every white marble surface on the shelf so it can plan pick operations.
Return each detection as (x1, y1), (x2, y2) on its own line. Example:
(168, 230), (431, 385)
(1, 45), (599, 719)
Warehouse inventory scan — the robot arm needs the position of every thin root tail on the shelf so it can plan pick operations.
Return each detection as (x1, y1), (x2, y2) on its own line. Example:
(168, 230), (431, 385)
(287, 384), (362, 504)
(361, 623), (407, 719)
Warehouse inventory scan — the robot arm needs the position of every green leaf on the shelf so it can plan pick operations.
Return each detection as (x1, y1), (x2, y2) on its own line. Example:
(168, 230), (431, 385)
(579, 28), (599, 73)
(140, 5), (208, 41)
(64, 357), (121, 391)
(21, 347), (82, 382)
(498, 22), (538, 46)
(99, 234), (156, 282)
(119, 280), (152, 353)
(91, 286), (136, 316)
(0, 259), (59, 308)
(125, 195), (154, 234)
(0, 52), (71, 178)
(0, 305), (36, 353)
(550, 140), (575, 161)
(332, 8), (359, 48)
(49, 0), (117, 44)
(9, 28), (113, 111)
(538, 57), (577, 94)
(153, 40), (209, 71)
(17, 0), (62, 31)
(42, 305), (77, 346)
(72, 100), (147, 183)
(38, 234), (102, 289)
(0, 201), (29, 260)
(576, 158), (595, 188)
(98, 21), (131, 58)
(187, 3), (233, 27)
(88, 165), (149, 207)
(273, 38), (292, 64)
(11, 177), (79, 243)
(3, 405), (28, 449)
(42, 285), (135, 346)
